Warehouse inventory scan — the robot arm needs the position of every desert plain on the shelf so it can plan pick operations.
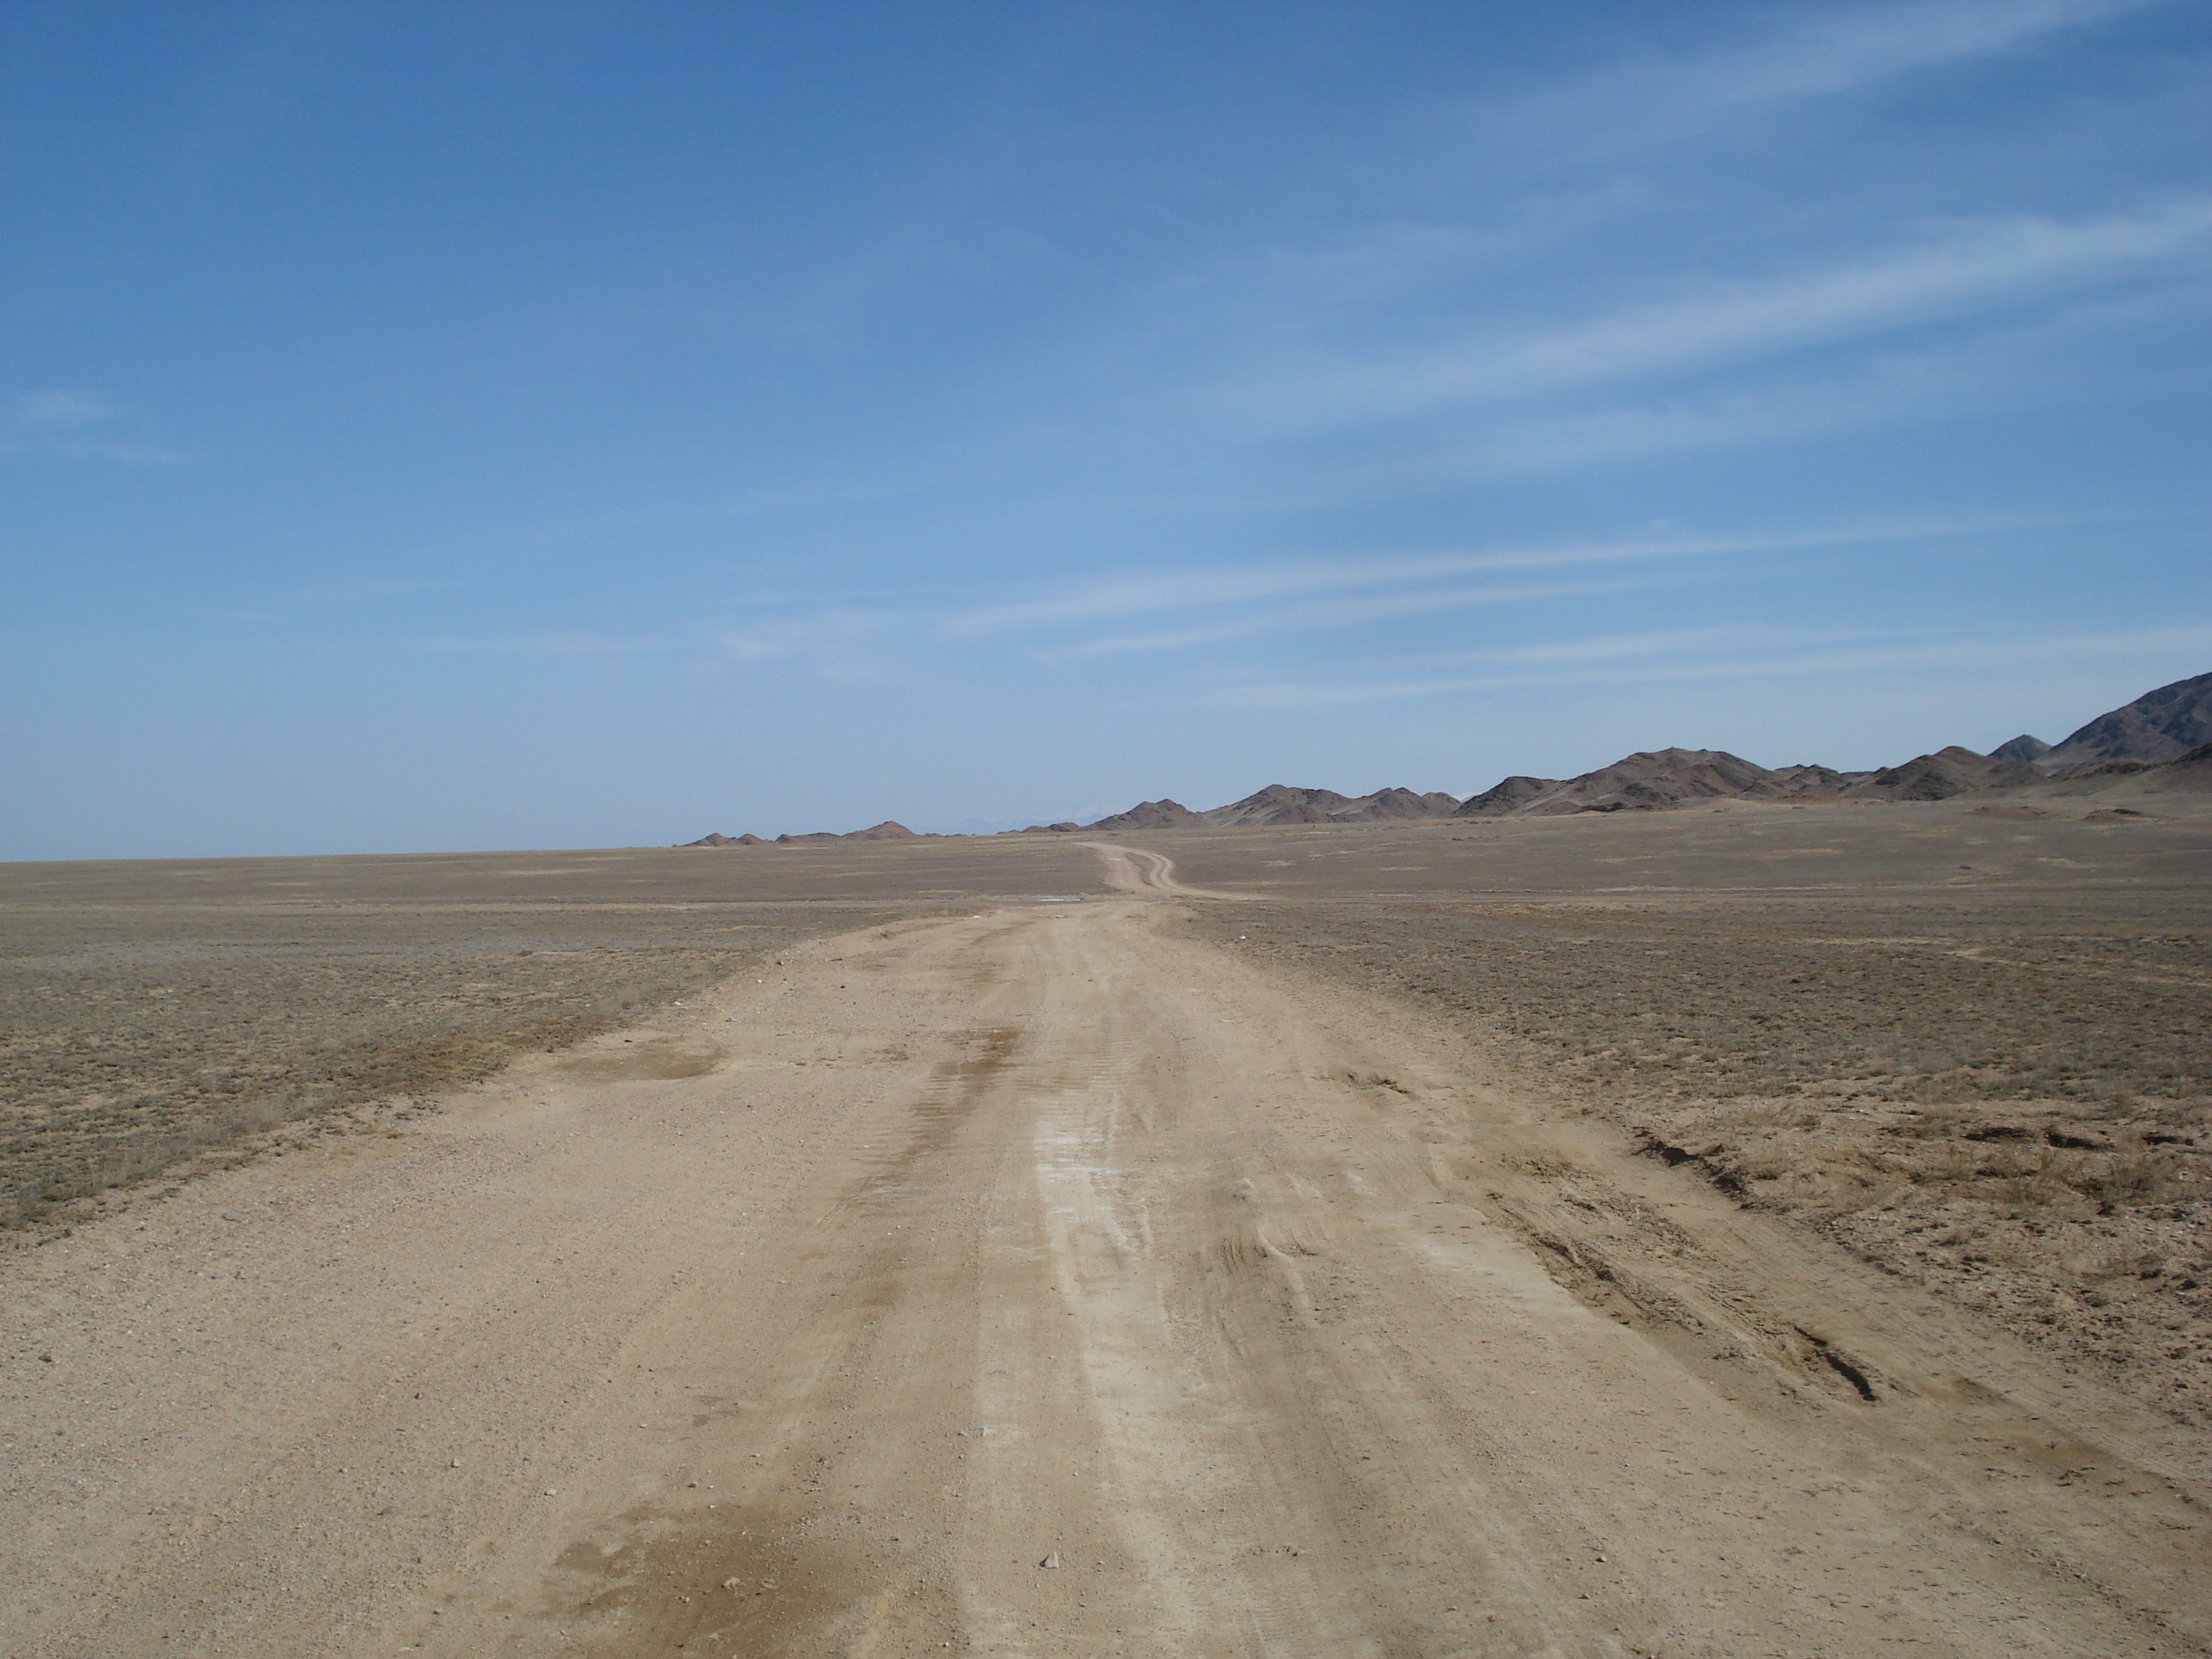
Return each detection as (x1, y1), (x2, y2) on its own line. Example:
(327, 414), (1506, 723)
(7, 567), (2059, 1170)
(3, 795), (2210, 1657)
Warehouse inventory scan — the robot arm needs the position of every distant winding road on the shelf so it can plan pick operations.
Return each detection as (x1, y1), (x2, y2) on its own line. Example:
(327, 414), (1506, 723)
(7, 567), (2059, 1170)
(1079, 841), (1240, 899)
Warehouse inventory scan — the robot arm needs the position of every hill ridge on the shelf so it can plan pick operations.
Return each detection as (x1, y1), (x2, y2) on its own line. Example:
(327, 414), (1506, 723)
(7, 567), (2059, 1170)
(677, 669), (2211, 844)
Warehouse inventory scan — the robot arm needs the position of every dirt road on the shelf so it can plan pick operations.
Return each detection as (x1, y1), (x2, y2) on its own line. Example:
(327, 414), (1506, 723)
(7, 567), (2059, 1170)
(1084, 842), (1227, 898)
(5, 852), (2206, 1657)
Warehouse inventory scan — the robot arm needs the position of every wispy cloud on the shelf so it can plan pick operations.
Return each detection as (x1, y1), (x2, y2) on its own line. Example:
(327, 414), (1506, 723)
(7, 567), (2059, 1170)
(710, 517), (2055, 682)
(12, 389), (113, 428)
(209, 577), (464, 620)
(1390, 624), (1881, 671)
(2, 387), (184, 464)
(1035, 579), (1663, 659)
(1208, 622), (2212, 708)
(1701, 0), (2147, 102)
(946, 519), (2010, 642)
(1227, 201), (2212, 436)
(1047, 575), (1701, 658)
(955, 516), (2046, 650)
(1485, 0), (2159, 161)
(1106, 0), (2203, 498)
(1686, 0), (2141, 102)
(716, 609), (899, 681)
(287, 577), (459, 608)
(412, 634), (685, 655)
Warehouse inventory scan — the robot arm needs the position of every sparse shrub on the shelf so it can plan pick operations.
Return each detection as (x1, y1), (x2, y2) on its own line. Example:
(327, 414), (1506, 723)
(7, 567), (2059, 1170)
(2080, 1151), (2176, 1213)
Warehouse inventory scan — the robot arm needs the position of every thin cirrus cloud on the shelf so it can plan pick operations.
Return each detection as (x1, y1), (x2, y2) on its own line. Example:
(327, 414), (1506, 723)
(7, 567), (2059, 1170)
(1398, 281), (2211, 479)
(716, 608), (902, 682)
(1224, 201), (2212, 436)
(202, 577), (465, 623)
(1174, 1), (2165, 336)
(1043, 575), (1704, 660)
(3, 387), (184, 464)
(412, 634), (685, 655)
(1669, 0), (2146, 102)
(943, 521), (1979, 641)
(719, 516), (2052, 675)
(12, 389), (113, 428)
(1479, 0), (2162, 163)
(1208, 622), (2212, 709)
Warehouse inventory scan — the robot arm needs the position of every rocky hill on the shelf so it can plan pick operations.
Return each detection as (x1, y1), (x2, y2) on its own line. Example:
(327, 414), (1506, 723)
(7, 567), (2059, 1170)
(1455, 748), (1787, 817)
(684, 667), (2211, 843)
(2125, 740), (2212, 791)
(679, 820), (922, 848)
(1201, 785), (1460, 827)
(1444, 742), (2061, 816)
(1844, 745), (2039, 802)
(2040, 670), (2212, 770)
(1452, 774), (1563, 816)
(1087, 799), (1206, 830)
(771, 820), (922, 845)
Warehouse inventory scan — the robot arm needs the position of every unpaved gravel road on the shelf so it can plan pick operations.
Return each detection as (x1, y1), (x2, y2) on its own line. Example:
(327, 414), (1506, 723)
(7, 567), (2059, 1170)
(5, 849), (2208, 1658)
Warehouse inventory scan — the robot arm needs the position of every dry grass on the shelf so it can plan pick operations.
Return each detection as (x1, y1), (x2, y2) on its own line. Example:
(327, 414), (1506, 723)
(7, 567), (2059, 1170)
(1, 924), (800, 1223)
(0, 837), (1102, 1228)
(1164, 799), (2212, 1424)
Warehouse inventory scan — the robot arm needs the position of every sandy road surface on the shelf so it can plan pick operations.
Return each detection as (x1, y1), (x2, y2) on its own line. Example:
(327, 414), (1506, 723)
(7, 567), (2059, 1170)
(5, 853), (2208, 1658)
(1084, 843), (1228, 899)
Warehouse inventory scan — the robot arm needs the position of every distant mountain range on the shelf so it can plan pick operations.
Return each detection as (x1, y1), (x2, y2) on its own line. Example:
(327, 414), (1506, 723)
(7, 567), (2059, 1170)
(678, 670), (2212, 846)
(1082, 785), (1460, 832)
(1062, 669), (2212, 830)
(681, 820), (922, 848)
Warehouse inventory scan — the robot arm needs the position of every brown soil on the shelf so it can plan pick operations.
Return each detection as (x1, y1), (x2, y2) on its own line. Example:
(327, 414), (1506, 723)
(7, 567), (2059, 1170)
(2, 815), (2208, 1656)
(0, 840), (1104, 1228)
(1159, 798), (2212, 1433)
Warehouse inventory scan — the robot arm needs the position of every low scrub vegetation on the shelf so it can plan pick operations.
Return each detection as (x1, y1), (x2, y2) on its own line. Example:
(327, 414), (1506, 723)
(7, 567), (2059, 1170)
(0, 909), (902, 1227)
(1202, 893), (2212, 1424)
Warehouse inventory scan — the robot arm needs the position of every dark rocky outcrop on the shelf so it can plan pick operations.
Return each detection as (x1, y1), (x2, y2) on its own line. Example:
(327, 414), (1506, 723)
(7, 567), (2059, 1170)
(1845, 746), (2038, 802)
(2156, 741), (2212, 788)
(1202, 786), (1350, 827)
(773, 820), (925, 845)
(2066, 742), (2212, 798)
(1454, 775), (1565, 817)
(1364, 787), (1463, 819)
(2041, 670), (2212, 771)
(1766, 763), (1860, 795)
(1990, 734), (2051, 764)
(1167, 784), (1462, 828)
(1087, 799), (1206, 830)
(1458, 749), (1784, 817)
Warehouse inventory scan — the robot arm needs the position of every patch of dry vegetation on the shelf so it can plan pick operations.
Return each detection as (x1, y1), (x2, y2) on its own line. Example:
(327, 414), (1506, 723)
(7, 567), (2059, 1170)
(0, 909), (884, 1227)
(0, 837), (1102, 1228)
(1178, 808), (2212, 1425)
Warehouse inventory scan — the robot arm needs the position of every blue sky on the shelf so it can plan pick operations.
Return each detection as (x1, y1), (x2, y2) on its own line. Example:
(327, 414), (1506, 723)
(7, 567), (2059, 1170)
(4, 1), (2208, 856)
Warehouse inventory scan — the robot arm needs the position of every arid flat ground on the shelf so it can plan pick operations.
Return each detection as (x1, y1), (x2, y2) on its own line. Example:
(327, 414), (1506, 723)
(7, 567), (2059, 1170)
(2, 804), (2208, 1657)
(1159, 797), (2212, 1434)
(0, 840), (1099, 1226)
